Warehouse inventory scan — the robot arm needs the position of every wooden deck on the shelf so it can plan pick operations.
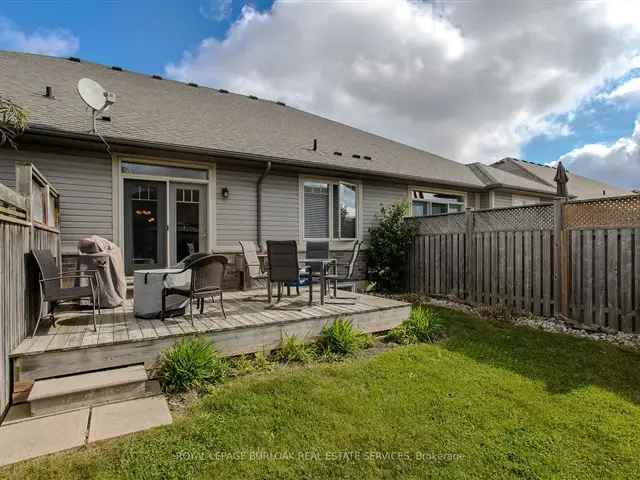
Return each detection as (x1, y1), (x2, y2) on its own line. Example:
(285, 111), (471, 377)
(10, 289), (410, 383)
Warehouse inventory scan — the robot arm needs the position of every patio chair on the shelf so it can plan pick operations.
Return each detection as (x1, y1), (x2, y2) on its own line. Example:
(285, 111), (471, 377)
(304, 240), (330, 294)
(239, 240), (268, 288)
(161, 254), (228, 324)
(266, 240), (311, 305)
(31, 249), (100, 337)
(325, 240), (362, 300)
(240, 240), (300, 298)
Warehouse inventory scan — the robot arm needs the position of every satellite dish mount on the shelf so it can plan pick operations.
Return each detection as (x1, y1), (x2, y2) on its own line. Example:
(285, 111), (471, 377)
(76, 78), (116, 134)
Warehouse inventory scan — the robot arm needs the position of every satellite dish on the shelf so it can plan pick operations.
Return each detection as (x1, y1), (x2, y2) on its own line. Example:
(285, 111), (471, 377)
(76, 78), (116, 133)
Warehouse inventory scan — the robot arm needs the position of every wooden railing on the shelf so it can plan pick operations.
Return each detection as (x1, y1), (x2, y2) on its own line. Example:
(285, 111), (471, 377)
(407, 195), (640, 333)
(0, 162), (60, 417)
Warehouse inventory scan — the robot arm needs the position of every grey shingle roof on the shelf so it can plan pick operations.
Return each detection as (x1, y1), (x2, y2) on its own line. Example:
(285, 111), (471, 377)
(0, 51), (565, 196)
(492, 157), (632, 199)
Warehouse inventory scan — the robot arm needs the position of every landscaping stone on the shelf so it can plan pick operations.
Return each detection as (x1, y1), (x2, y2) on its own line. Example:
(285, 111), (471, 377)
(423, 296), (640, 351)
(0, 408), (89, 466)
(88, 395), (172, 443)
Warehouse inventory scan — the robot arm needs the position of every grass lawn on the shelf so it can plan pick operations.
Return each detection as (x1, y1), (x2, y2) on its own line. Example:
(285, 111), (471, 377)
(3, 306), (640, 479)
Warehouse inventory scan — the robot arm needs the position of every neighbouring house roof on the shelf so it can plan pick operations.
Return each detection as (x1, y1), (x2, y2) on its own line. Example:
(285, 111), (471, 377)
(492, 157), (632, 200)
(0, 51), (556, 196)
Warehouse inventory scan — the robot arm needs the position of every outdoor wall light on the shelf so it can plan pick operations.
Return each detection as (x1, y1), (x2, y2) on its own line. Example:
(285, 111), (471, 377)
(221, 187), (230, 199)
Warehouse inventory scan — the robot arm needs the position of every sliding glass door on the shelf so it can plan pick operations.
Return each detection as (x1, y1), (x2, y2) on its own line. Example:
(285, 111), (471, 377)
(124, 179), (167, 273)
(169, 183), (207, 265)
(122, 165), (209, 274)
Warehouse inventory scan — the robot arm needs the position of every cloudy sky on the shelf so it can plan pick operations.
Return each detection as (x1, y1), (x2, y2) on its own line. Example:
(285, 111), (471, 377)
(1, 0), (640, 189)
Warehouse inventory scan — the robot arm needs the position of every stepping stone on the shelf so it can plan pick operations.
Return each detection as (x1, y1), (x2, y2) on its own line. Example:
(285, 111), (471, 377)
(88, 395), (172, 443)
(0, 408), (89, 467)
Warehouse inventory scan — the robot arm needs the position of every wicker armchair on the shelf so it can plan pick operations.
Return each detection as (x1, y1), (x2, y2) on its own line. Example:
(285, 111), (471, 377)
(161, 254), (227, 324)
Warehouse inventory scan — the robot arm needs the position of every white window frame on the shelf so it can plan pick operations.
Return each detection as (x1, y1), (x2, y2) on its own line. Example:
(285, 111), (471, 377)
(299, 175), (363, 244)
(408, 186), (467, 217)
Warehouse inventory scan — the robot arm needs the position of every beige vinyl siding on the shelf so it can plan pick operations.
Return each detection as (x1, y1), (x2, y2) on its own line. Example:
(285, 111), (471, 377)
(215, 165), (298, 247)
(0, 150), (112, 252)
(363, 180), (408, 240)
(493, 191), (513, 208)
(261, 172), (299, 241)
(512, 193), (543, 206)
(216, 164), (259, 247)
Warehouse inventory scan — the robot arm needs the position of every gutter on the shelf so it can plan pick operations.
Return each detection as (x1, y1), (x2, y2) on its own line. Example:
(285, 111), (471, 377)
(22, 126), (488, 191)
(256, 161), (272, 247)
(22, 126), (560, 198)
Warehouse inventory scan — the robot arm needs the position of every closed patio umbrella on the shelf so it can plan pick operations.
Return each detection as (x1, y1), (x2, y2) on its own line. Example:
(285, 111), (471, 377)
(554, 161), (569, 197)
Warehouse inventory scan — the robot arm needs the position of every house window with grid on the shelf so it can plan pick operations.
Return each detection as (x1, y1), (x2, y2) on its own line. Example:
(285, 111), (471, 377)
(411, 190), (464, 216)
(303, 180), (358, 240)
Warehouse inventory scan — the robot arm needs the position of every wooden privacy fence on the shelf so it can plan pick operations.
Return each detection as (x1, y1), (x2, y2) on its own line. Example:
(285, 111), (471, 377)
(0, 162), (60, 417)
(407, 195), (640, 333)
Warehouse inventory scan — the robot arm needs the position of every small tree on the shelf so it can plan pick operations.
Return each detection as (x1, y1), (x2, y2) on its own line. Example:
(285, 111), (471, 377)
(0, 96), (28, 149)
(367, 200), (416, 292)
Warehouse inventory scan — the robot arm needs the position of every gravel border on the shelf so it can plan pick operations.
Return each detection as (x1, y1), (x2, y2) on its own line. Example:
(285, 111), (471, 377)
(387, 294), (640, 352)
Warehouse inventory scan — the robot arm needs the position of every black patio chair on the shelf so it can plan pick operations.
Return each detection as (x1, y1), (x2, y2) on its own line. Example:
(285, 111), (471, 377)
(325, 240), (362, 300)
(267, 240), (311, 305)
(31, 249), (100, 337)
(305, 240), (330, 295)
(161, 254), (228, 324)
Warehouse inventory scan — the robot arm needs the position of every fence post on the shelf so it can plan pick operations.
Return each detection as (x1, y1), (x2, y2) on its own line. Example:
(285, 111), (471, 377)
(14, 161), (34, 249)
(465, 208), (475, 301)
(554, 199), (569, 318)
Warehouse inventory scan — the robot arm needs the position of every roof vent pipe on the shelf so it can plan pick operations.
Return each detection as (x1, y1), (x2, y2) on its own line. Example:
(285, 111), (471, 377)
(44, 86), (54, 98)
(313, 139), (317, 151)
(257, 161), (272, 248)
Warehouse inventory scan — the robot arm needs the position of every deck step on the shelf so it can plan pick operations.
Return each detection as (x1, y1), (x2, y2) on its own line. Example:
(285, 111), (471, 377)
(27, 365), (148, 416)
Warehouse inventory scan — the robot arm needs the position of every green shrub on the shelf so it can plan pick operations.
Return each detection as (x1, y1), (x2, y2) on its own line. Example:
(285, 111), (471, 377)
(317, 318), (373, 356)
(386, 306), (443, 344)
(367, 200), (417, 292)
(158, 337), (228, 393)
(275, 335), (315, 363)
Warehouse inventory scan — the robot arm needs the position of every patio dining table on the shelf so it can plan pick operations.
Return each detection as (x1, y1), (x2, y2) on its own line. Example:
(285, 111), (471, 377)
(299, 258), (336, 305)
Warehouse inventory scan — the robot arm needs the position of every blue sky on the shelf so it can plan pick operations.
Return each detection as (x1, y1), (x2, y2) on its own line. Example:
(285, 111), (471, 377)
(1, 0), (270, 75)
(1, 1), (639, 188)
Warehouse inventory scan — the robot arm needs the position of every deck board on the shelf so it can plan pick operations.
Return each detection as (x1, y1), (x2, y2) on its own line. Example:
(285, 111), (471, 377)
(11, 289), (411, 383)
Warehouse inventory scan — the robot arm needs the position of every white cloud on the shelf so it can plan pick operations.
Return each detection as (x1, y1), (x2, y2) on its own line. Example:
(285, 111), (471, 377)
(602, 77), (640, 104)
(0, 17), (79, 57)
(166, 0), (640, 164)
(555, 119), (640, 190)
(199, 0), (233, 22)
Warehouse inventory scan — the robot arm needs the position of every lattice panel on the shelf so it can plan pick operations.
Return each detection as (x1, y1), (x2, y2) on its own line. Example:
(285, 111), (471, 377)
(564, 195), (640, 230)
(473, 204), (554, 232)
(413, 212), (466, 234)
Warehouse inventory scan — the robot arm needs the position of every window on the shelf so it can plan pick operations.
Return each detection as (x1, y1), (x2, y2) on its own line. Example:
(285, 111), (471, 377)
(121, 161), (208, 180)
(303, 179), (359, 240)
(411, 190), (464, 216)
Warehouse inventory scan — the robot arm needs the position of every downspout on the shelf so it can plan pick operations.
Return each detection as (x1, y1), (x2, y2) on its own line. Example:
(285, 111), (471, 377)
(257, 161), (272, 247)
